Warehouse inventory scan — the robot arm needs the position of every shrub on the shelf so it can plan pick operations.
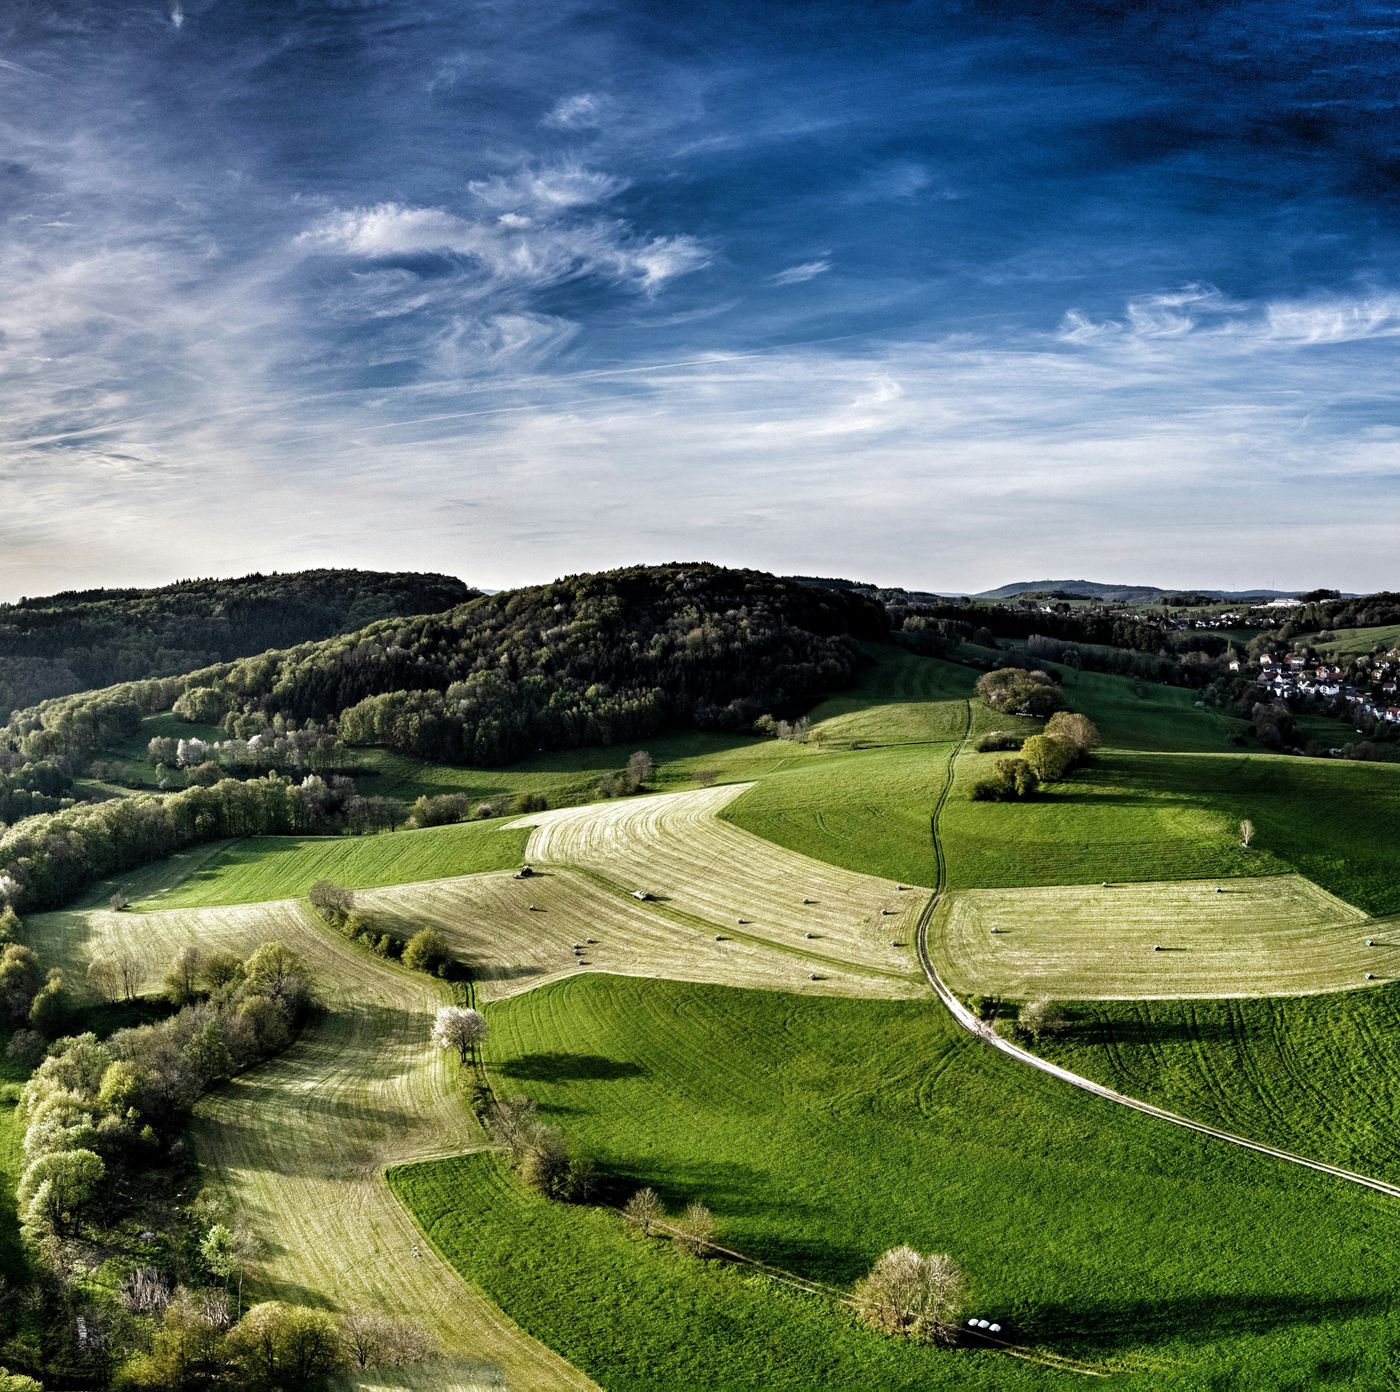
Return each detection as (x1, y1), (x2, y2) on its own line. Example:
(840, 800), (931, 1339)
(671, 1200), (716, 1256)
(402, 928), (451, 976)
(971, 758), (1039, 802)
(975, 668), (1066, 718)
(1020, 733), (1077, 783)
(974, 730), (1022, 753)
(853, 1246), (965, 1344)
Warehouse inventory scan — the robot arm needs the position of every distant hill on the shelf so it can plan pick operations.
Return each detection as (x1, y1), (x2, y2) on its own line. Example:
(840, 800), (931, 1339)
(975, 580), (1306, 603)
(0, 569), (475, 714)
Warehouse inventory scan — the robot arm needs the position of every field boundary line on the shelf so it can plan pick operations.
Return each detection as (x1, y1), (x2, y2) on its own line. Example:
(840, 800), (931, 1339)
(916, 705), (1400, 1204)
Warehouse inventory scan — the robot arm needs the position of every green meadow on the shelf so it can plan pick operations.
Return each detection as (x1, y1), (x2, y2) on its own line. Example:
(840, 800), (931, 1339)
(135, 818), (530, 909)
(399, 974), (1400, 1390)
(1039, 984), (1400, 1186)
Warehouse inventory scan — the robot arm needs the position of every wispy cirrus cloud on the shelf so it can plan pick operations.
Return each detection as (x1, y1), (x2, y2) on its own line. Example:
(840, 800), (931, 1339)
(1060, 286), (1400, 349)
(296, 200), (710, 294)
(770, 259), (831, 286)
(543, 92), (610, 129)
(3, 0), (1400, 599)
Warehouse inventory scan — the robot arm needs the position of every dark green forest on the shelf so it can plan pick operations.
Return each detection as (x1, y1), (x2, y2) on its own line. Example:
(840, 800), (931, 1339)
(0, 570), (474, 715)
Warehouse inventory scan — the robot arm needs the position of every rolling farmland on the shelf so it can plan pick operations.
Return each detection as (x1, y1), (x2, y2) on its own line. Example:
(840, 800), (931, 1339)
(361, 866), (920, 1001)
(397, 974), (1400, 1391)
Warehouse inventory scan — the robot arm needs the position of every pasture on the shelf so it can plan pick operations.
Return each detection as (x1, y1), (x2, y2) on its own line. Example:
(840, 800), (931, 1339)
(0, 1038), (27, 1289)
(1039, 984), (1400, 1187)
(1311, 623), (1400, 659)
(392, 1152), (1082, 1392)
(401, 974), (1400, 1391)
(28, 896), (593, 1392)
(139, 819), (529, 909)
(932, 873), (1388, 1000)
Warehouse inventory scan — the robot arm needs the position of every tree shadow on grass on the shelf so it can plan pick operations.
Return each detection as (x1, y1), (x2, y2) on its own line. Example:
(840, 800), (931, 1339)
(1054, 1015), (1239, 1046)
(497, 1052), (645, 1082)
(1020, 1291), (1386, 1352)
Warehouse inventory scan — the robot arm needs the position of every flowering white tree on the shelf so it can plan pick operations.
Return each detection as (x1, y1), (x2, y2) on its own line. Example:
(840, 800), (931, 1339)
(431, 1005), (487, 1065)
(853, 1246), (965, 1343)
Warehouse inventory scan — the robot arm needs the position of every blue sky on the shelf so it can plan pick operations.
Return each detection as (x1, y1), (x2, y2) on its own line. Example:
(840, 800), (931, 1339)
(2, 0), (1398, 597)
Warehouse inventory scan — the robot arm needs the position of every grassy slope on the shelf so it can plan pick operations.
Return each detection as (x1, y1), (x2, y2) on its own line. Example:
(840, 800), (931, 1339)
(1312, 623), (1400, 659)
(1038, 986), (1400, 1187)
(724, 647), (1400, 915)
(401, 975), (1400, 1391)
(139, 819), (529, 909)
(393, 1154), (1087, 1392)
(0, 1038), (27, 1288)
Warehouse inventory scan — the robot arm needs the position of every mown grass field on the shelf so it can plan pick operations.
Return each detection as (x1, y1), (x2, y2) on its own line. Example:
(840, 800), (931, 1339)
(26, 896), (594, 1392)
(1038, 984), (1400, 1189)
(361, 866), (918, 1002)
(401, 974), (1400, 1391)
(518, 785), (926, 983)
(139, 819), (529, 909)
(933, 873), (1392, 1000)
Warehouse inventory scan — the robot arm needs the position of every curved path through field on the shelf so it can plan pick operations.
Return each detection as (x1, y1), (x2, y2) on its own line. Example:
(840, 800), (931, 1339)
(918, 703), (1400, 1203)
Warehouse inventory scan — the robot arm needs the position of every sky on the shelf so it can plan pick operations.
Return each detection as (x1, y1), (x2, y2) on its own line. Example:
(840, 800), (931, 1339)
(1, 0), (1398, 599)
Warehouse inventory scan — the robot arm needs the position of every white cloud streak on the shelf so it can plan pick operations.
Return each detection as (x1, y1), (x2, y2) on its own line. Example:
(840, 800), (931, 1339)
(770, 259), (831, 286)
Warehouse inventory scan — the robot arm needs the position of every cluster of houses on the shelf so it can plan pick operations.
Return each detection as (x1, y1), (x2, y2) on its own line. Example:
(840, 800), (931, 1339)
(1230, 652), (1400, 725)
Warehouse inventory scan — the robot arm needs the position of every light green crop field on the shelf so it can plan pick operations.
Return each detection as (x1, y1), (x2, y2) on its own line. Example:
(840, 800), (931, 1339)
(138, 819), (529, 909)
(29, 894), (593, 1392)
(397, 975), (1400, 1391)
(933, 873), (1395, 1000)
(1311, 623), (1400, 659)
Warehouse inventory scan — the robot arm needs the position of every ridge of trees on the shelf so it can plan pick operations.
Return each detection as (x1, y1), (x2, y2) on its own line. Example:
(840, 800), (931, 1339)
(0, 570), (474, 715)
(2, 564), (885, 777)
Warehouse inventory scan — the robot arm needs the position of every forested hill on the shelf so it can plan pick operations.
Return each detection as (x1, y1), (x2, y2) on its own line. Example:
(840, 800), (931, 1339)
(5, 564), (888, 773)
(0, 569), (474, 713)
(193, 564), (887, 764)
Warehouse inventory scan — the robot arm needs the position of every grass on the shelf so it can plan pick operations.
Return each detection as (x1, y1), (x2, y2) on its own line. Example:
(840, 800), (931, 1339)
(0, 1036), (28, 1287)
(25, 896), (594, 1392)
(399, 974), (1400, 1391)
(932, 873), (1392, 1000)
(100, 711), (226, 788)
(1037, 984), (1400, 1188)
(137, 819), (530, 910)
(391, 1153), (1087, 1392)
(1310, 623), (1400, 659)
